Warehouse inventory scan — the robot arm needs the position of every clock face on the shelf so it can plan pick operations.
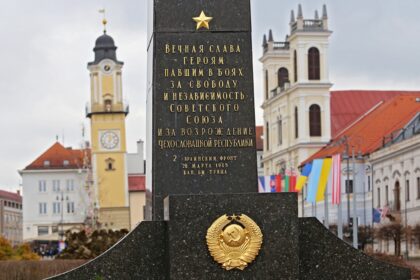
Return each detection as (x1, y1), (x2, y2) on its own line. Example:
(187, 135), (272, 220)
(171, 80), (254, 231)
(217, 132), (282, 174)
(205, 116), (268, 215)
(100, 131), (119, 150)
(99, 60), (114, 75)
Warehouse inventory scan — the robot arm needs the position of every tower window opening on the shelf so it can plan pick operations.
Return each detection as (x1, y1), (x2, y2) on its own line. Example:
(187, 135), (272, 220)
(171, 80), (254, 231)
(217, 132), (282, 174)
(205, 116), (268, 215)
(277, 68), (289, 89)
(104, 99), (112, 112)
(308, 47), (320, 80)
(293, 50), (298, 82)
(309, 104), (321, 136)
(105, 158), (115, 171)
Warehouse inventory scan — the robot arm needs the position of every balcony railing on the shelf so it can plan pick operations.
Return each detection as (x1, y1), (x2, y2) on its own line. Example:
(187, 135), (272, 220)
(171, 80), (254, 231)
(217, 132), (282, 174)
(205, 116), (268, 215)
(263, 41), (290, 53)
(269, 82), (291, 99)
(291, 19), (324, 33)
(86, 102), (129, 117)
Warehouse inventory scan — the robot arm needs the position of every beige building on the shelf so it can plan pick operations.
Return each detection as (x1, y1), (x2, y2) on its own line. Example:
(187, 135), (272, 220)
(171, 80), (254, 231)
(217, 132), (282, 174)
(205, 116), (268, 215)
(370, 114), (420, 257)
(260, 4), (332, 179)
(127, 140), (146, 229)
(0, 190), (23, 246)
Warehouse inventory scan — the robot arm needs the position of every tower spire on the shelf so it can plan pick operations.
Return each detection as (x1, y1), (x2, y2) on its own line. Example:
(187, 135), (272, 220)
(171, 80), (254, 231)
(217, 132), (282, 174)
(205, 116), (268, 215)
(322, 4), (328, 19)
(297, 4), (303, 19)
(99, 8), (107, 33)
(290, 10), (295, 23)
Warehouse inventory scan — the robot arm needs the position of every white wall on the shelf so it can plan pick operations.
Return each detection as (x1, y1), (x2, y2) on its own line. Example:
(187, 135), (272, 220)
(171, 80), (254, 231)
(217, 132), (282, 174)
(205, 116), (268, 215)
(21, 169), (89, 240)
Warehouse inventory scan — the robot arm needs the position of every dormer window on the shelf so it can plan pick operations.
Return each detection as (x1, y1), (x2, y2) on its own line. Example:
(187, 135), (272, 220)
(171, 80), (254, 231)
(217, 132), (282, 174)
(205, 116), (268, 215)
(43, 160), (50, 167)
(63, 160), (69, 166)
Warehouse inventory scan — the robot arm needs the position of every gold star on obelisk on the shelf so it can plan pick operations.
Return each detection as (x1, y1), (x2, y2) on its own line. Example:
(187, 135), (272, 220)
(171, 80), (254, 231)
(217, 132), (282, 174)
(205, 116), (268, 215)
(193, 11), (213, 30)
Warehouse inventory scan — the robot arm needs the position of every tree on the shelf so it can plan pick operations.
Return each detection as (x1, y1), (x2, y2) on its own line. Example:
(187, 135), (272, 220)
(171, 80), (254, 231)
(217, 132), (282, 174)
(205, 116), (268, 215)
(0, 236), (39, 261)
(376, 222), (405, 256)
(412, 224), (420, 248)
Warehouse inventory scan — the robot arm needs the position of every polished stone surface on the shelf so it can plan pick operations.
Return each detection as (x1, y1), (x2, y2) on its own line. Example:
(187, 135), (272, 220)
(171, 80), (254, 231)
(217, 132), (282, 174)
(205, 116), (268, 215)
(146, 0), (258, 221)
(48, 222), (167, 280)
(52, 194), (410, 279)
(165, 193), (299, 279)
(299, 218), (411, 280)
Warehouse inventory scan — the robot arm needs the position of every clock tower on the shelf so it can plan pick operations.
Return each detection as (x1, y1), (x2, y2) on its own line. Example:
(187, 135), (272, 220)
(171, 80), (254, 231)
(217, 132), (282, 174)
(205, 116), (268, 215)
(87, 23), (130, 230)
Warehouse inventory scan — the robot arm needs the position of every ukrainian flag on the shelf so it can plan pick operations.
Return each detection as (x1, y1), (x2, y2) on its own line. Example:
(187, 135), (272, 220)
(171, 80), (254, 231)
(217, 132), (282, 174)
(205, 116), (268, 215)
(295, 162), (313, 191)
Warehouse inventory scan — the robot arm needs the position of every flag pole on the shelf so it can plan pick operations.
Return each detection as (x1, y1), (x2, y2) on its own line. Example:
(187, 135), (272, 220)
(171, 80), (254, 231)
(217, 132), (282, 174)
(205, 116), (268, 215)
(324, 183), (329, 228)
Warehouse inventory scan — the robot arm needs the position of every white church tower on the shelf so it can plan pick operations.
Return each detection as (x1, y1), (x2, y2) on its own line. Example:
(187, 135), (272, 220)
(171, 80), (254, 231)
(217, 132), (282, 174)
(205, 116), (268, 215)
(260, 4), (332, 177)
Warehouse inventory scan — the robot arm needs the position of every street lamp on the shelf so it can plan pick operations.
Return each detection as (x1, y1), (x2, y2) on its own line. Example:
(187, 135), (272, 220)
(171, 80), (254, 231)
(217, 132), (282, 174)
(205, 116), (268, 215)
(56, 192), (69, 241)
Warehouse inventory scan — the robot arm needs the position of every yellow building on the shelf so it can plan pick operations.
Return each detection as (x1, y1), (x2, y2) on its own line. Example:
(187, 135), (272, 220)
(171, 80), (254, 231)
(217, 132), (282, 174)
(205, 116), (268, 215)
(86, 27), (130, 230)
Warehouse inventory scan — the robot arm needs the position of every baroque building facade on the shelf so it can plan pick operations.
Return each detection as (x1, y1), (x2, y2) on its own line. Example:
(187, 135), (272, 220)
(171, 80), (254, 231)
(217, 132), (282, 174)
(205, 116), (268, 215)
(260, 4), (332, 179)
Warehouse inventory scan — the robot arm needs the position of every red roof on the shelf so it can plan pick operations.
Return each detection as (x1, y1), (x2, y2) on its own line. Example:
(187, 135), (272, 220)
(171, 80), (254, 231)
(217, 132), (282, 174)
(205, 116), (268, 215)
(128, 175), (145, 192)
(0, 190), (22, 203)
(330, 90), (419, 137)
(24, 142), (88, 170)
(304, 94), (420, 164)
(255, 126), (263, 151)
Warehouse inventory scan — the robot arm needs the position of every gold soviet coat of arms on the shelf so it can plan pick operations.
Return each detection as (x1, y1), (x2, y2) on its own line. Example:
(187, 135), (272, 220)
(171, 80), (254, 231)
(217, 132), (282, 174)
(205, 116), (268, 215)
(206, 214), (263, 271)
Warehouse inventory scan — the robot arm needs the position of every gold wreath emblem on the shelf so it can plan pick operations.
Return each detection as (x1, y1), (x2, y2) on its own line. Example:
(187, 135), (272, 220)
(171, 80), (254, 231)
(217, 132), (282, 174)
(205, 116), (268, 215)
(206, 214), (263, 271)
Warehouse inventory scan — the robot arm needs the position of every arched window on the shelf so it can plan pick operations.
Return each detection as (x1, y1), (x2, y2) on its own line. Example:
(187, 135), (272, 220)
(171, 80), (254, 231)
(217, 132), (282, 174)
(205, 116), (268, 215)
(277, 117), (282, 146)
(277, 68), (289, 88)
(266, 122), (270, 150)
(294, 107), (298, 139)
(394, 181), (401, 211)
(308, 47), (320, 80)
(309, 104), (321, 136)
(265, 70), (269, 100)
(293, 50), (298, 82)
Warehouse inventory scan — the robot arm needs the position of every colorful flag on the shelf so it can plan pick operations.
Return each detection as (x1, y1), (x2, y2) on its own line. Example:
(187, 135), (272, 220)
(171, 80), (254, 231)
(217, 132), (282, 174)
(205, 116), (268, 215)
(270, 175), (276, 192)
(290, 174), (297, 192)
(331, 154), (342, 205)
(316, 158), (333, 202)
(295, 163), (313, 191)
(258, 176), (267, 193)
(275, 174), (282, 192)
(373, 208), (381, 223)
(306, 159), (324, 203)
(284, 174), (290, 192)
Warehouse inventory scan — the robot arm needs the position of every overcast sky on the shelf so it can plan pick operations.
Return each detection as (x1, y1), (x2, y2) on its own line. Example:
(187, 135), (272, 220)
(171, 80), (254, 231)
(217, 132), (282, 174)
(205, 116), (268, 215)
(1, 0), (420, 191)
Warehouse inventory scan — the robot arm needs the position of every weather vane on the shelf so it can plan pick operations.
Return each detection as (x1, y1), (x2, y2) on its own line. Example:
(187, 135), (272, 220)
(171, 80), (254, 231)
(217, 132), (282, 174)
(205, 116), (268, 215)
(99, 8), (107, 33)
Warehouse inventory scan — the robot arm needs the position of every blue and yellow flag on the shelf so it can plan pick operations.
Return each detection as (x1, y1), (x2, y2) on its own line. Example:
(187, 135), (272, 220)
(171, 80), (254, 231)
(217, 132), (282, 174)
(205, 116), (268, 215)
(295, 163), (312, 191)
(315, 158), (333, 202)
(306, 159), (324, 203)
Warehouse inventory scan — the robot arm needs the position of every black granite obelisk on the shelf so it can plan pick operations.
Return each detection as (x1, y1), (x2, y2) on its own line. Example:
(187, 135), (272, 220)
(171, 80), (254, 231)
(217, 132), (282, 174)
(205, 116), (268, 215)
(145, 0), (258, 221)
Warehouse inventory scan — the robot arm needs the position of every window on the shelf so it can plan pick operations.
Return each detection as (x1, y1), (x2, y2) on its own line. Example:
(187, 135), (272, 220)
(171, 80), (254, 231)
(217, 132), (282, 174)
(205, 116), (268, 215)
(308, 47), (320, 80)
(309, 104), (322, 136)
(52, 180), (60, 192)
(293, 50), (298, 82)
(63, 160), (69, 166)
(266, 122), (270, 150)
(294, 107), (299, 139)
(105, 158), (116, 171)
(417, 177), (420, 199)
(37, 226), (49, 236)
(406, 179), (410, 201)
(52, 226), (58, 233)
(39, 203), (47, 215)
(385, 185), (389, 205)
(368, 176), (371, 192)
(277, 68), (289, 88)
(43, 160), (50, 167)
(345, 180), (353, 194)
(67, 202), (75, 214)
(53, 202), (61, 214)
(38, 180), (47, 192)
(277, 117), (282, 146)
(66, 179), (74, 191)
(377, 187), (381, 207)
(265, 70), (269, 100)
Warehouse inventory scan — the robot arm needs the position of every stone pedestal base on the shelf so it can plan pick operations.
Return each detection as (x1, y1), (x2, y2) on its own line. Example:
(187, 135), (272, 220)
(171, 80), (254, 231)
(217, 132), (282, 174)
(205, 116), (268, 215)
(51, 193), (410, 280)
